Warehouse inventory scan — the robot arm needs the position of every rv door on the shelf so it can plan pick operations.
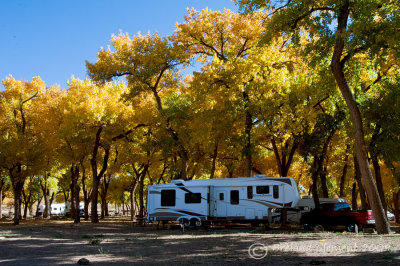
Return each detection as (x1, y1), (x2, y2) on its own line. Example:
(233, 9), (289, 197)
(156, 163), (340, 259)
(216, 190), (227, 217)
(209, 186), (216, 217)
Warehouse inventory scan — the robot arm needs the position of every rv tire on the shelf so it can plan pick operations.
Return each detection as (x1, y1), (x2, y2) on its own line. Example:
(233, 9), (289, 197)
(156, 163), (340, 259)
(192, 219), (202, 228)
(179, 218), (190, 227)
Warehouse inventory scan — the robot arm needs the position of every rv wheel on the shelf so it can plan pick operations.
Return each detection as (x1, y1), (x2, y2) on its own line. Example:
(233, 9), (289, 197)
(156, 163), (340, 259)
(194, 219), (202, 228)
(179, 218), (190, 227)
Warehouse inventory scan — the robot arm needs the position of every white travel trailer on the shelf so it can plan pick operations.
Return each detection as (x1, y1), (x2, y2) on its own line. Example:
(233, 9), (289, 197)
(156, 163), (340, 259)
(50, 203), (66, 216)
(147, 175), (300, 226)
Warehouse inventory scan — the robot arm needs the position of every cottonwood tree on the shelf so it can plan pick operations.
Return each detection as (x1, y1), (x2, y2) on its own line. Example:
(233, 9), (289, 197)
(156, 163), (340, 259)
(63, 78), (135, 223)
(86, 33), (191, 180)
(0, 76), (47, 224)
(174, 9), (309, 177)
(236, 0), (400, 234)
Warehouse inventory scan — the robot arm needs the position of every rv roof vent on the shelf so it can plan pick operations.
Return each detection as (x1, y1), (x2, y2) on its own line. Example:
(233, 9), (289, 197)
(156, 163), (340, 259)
(253, 174), (267, 178)
(302, 195), (312, 199)
(171, 179), (185, 184)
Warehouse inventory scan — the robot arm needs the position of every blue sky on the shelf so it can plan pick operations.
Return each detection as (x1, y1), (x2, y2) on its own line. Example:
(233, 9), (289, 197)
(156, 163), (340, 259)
(1, 0), (237, 89)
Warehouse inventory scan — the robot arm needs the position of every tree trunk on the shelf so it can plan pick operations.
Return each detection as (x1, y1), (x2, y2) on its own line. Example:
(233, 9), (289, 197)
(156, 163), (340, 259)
(271, 137), (298, 178)
(22, 190), (31, 219)
(311, 131), (335, 207)
(394, 190), (400, 224)
(339, 152), (349, 197)
(372, 156), (387, 212)
(320, 169), (329, 198)
(70, 165), (77, 219)
(101, 196), (105, 219)
(81, 162), (91, 221)
(354, 156), (369, 210)
(100, 175), (111, 219)
(330, 0), (389, 234)
(352, 183), (358, 210)
(243, 91), (253, 177)
(311, 158), (320, 208)
(41, 173), (51, 219)
(130, 179), (138, 221)
(210, 143), (218, 179)
(35, 197), (42, 217)
(0, 188), (2, 219)
(139, 173), (145, 220)
(90, 125), (110, 223)
(29, 203), (34, 217)
(74, 166), (80, 223)
(12, 180), (24, 225)
(0, 172), (3, 219)
(91, 175), (100, 223)
(130, 187), (135, 221)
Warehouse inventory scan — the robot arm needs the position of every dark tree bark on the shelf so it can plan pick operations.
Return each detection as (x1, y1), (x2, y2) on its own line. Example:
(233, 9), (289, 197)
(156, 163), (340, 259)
(62, 191), (70, 203)
(394, 190), (400, 224)
(74, 166), (80, 223)
(352, 183), (358, 210)
(35, 196), (42, 217)
(151, 86), (188, 180)
(271, 136), (298, 178)
(243, 91), (253, 177)
(339, 147), (350, 197)
(330, 0), (389, 233)
(310, 130), (335, 208)
(369, 125), (387, 212)
(0, 172), (4, 219)
(134, 165), (148, 223)
(12, 180), (24, 225)
(90, 126), (110, 223)
(210, 143), (218, 179)
(371, 156), (387, 212)
(354, 156), (369, 210)
(320, 169), (329, 198)
(70, 165), (77, 219)
(0, 187), (2, 219)
(40, 172), (51, 219)
(81, 161), (91, 221)
(22, 189), (31, 219)
(129, 179), (139, 221)
(100, 175), (111, 219)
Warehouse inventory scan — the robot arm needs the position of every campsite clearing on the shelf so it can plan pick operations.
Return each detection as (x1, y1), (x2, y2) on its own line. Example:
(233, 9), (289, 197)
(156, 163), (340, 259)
(0, 218), (399, 265)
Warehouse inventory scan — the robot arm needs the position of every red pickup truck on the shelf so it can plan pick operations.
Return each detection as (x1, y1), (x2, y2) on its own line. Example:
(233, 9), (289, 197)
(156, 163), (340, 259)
(300, 202), (375, 232)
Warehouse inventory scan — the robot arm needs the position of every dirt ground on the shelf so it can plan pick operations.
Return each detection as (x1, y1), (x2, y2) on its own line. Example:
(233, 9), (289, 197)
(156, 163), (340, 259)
(0, 217), (399, 265)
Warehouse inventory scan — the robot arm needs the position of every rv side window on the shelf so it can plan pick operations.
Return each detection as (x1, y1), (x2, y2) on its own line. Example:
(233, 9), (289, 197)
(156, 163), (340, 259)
(219, 193), (224, 201)
(247, 186), (253, 199)
(161, 190), (176, 206)
(230, 190), (239, 205)
(256, 186), (270, 194)
(185, 193), (201, 204)
(273, 185), (279, 199)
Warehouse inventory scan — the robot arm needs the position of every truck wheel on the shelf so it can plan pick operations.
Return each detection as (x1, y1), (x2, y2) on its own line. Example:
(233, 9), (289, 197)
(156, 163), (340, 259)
(303, 224), (312, 231)
(346, 223), (358, 233)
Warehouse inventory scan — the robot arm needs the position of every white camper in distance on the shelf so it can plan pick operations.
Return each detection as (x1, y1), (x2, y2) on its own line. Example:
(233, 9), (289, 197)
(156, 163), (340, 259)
(50, 203), (66, 216)
(147, 175), (300, 227)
